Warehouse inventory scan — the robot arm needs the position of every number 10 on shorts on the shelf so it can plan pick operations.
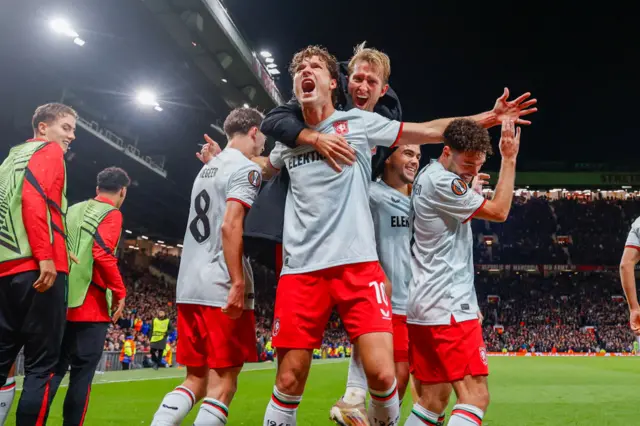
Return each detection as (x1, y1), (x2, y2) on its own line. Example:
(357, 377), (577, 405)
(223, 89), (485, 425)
(369, 281), (391, 319)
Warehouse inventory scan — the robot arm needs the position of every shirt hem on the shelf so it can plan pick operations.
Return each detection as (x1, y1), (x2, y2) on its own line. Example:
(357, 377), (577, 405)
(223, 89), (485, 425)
(279, 256), (379, 275)
(407, 314), (479, 326)
(176, 300), (254, 310)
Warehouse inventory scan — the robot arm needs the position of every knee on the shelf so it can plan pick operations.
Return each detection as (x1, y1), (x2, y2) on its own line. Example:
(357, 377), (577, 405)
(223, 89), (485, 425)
(366, 366), (396, 391)
(275, 366), (307, 395)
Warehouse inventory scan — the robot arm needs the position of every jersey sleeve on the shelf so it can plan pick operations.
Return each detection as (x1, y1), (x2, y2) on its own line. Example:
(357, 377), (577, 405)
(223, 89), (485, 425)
(428, 171), (487, 223)
(625, 220), (640, 249)
(268, 142), (287, 170)
(227, 163), (262, 209)
(260, 101), (306, 149)
(360, 110), (403, 149)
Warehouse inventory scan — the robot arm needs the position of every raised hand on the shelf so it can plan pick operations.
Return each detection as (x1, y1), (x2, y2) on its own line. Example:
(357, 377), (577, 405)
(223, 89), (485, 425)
(492, 88), (538, 126)
(196, 134), (222, 164)
(472, 173), (491, 194)
(499, 119), (521, 161)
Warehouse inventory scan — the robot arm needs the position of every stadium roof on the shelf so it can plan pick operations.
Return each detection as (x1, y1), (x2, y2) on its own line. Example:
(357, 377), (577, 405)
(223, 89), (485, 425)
(0, 0), (284, 242)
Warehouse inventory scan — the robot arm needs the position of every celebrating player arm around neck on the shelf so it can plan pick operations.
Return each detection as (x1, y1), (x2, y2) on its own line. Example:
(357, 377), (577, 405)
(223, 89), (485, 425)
(620, 219), (640, 337)
(151, 108), (265, 426)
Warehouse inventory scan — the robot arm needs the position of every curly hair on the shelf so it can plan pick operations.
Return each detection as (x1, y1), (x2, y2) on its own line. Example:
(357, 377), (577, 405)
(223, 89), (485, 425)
(223, 107), (264, 138)
(97, 167), (131, 192)
(443, 119), (493, 155)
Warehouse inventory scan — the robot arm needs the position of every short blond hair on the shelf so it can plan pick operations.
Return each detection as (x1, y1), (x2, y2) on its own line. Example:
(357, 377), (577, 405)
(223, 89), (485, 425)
(32, 103), (77, 131)
(348, 41), (391, 84)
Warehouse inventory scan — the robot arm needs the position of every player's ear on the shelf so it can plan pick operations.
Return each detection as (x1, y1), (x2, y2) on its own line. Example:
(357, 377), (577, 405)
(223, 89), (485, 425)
(37, 121), (48, 137)
(329, 78), (338, 90)
(249, 126), (259, 139)
(381, 84), (389, 97)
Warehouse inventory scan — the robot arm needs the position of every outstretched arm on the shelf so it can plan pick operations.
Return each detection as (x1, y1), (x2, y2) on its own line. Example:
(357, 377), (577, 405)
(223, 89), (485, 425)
(396, 88), (537, 146)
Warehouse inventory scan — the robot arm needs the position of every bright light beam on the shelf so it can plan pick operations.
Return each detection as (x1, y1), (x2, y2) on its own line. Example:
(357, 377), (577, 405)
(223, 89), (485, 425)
(50, 18), (79, 38)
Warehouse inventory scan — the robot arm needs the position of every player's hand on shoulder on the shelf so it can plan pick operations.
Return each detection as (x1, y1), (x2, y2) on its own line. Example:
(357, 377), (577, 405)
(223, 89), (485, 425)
(313, 132), (356, 173)
(222, 281), (245, 319)
(499, 119), (521, 161)
(196, 134), (222, 164)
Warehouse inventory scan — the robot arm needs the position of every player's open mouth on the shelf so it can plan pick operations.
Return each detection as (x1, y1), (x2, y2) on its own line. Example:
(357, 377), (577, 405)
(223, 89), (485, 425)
(406, 166), (417, 176)
(354, 94), (369, 108)
(301, 78), (316, 96)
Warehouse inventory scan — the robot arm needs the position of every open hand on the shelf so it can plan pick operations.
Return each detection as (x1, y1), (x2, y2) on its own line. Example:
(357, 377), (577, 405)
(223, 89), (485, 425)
(492, 88), (537, 126)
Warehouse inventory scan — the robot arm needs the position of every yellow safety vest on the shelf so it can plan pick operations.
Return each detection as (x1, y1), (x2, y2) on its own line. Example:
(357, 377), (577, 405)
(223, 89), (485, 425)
(151, 318), (169, 343)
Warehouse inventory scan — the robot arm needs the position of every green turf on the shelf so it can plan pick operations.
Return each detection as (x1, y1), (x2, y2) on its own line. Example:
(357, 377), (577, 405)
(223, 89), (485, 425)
(5, 357), (640, 425)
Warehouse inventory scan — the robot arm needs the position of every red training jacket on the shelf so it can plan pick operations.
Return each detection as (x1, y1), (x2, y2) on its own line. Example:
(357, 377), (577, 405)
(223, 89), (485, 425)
(0, 139), (69, 277)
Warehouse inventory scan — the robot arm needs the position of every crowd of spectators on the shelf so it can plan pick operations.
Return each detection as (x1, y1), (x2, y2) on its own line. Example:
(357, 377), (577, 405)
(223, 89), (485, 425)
(473, 196), (640, 265)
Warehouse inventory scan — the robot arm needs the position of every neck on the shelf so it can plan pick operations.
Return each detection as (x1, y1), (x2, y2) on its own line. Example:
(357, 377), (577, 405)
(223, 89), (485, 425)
(227, 136), (254, 159)
(382, 170), (410, 196)
(33, 133), (48, 141)
(97, 191), (121, 208)
(301, 102), (335, 126)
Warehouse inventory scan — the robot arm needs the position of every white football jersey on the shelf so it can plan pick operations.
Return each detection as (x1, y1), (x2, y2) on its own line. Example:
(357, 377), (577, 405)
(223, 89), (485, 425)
(625, 217), (640, 248)
(369, 180), (411, 315)
(269, 109), (402, 275)
(408, 160), (486, 325)
(176, 148), (262, 309)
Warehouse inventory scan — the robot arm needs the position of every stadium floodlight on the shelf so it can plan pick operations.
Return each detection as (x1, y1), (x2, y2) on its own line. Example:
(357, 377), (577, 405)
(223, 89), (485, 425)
(267, 63), (277, 69)
(154, 105), (163, 112)
(243, 103), (249, 108)
(137, 90), (158, 106)
(260, 51), (272, 58)
(73, 37), (85, 47)
(221, 78), (228, 83)
(157, 240), (165, 244)
(265, 57), (274, 64)
(125, 229), (132, 234)
(50, 18), (79, 38)
(177, 244), (183, 248)
(268, 68), (281, 76)
(141, 235), (149, 240)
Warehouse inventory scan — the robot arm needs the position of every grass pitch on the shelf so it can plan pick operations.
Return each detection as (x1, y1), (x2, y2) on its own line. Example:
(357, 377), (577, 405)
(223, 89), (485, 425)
(5, 357), (640, 425)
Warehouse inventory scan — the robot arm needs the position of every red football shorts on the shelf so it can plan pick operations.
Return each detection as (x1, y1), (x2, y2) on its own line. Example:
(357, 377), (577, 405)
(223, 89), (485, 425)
(272, 261), (393, 349)
(392, 314), (409, 363)
(408, 317), (488, 384)
(177, 304), (257, 369)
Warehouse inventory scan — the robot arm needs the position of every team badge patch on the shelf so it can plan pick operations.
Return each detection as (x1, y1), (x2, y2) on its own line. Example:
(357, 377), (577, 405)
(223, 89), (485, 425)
(479, 346), (488, 366)
(451, 178), (468, 196)
(273, 318), (280, 337)
(248, 170), (262, 188)
(333, 120), (349, 135)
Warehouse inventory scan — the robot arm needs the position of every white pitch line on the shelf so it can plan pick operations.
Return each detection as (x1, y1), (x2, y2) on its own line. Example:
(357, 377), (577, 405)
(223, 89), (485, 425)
(15, 358), (348, 391)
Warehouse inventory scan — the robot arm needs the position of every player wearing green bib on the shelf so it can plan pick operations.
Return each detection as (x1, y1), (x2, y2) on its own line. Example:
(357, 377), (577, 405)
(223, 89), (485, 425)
(0, 103), (77, 425)
(48, 167), (130, 426)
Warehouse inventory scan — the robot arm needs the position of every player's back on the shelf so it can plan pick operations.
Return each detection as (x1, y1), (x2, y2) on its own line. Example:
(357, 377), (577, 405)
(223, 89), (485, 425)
(408, 160), (485, 325)
(269, 109), (402, 275)
(177, 148), (259, 309)
(370, 180), (411, 314)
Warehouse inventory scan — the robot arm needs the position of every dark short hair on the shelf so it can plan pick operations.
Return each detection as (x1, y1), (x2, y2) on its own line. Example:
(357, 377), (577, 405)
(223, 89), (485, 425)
(32, 103), (78, 131)
(223, 107), (264, 139)
(443, 119), (493, 156)
(97, 167), (131, 192)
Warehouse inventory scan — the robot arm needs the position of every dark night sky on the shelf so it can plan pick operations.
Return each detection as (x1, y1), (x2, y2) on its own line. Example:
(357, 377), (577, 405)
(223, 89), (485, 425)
(226, 0), (639, 168)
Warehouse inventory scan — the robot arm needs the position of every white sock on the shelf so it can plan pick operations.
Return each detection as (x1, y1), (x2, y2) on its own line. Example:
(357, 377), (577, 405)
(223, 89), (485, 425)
(0, 377), (16, 425)
(404, 403), (443, 425)
(151, 385), (196, 426)
(193, 398), (228, 425)
(368, 379), (400, 426)
(345, 346), (367, 402)
(263, 386), (301, 426)
(448, 404), (484, 426)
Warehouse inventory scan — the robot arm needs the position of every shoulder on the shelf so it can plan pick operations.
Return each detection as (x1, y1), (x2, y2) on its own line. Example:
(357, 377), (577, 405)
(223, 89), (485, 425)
(632, 216), (640, 230)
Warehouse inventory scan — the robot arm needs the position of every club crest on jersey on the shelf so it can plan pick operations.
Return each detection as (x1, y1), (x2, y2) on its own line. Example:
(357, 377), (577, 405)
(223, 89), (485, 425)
(479, 346), (488, 366)
(248, 170), (262, 188)
(451, 178), (468, 196)
(273, 318), (280, 337)
(333, 120), (349, 135)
